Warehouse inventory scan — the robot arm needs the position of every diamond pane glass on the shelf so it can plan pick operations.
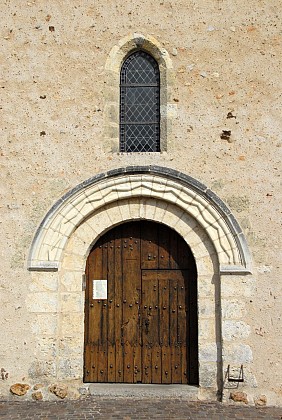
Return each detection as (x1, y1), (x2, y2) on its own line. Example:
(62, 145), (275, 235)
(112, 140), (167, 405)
(120, 51), (160, 152)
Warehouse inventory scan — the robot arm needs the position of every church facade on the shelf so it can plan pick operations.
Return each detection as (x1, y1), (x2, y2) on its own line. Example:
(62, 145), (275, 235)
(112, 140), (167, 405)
(1, 1), (281, 405)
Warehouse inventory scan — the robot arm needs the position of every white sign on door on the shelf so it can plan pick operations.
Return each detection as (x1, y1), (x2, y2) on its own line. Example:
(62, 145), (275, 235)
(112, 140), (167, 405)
(93, 280), (107, 300)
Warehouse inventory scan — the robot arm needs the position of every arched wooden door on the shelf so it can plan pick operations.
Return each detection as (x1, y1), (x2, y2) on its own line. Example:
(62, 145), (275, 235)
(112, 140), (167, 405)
(84, 221), (198, 384)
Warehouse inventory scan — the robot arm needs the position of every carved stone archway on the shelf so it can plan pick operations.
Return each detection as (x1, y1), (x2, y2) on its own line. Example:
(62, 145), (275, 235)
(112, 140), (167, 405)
(28, 166), (252, 274)
(27, 166), (253, 398)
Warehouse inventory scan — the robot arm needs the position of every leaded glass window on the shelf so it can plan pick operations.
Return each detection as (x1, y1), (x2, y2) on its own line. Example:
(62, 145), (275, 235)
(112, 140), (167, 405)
(120, 51), (160, 152)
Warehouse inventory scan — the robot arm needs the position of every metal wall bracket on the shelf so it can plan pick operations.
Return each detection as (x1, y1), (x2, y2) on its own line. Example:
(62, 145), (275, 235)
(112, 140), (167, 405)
(227, 364), (244, 382)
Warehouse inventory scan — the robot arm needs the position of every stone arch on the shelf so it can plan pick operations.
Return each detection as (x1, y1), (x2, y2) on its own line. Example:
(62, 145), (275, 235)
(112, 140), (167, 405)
(59, 196), (221, 391)
(28, 166), (252, 274)
(104, 33), (176, 152)
(27, 166), (253, 397)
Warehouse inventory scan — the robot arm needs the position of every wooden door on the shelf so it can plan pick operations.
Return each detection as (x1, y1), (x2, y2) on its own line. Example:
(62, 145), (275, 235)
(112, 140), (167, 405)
(84, 221), (198, 384)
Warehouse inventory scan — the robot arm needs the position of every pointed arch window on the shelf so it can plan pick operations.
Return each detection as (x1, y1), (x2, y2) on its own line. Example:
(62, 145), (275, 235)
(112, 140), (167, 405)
(120, 51), (160, 152)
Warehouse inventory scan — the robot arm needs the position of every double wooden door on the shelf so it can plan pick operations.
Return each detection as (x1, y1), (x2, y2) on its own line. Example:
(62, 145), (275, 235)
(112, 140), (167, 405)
(84, 221), (198, 384)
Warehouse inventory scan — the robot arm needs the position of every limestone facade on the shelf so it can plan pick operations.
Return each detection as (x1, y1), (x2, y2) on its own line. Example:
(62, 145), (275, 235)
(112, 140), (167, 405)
(0, 0), (281, 405)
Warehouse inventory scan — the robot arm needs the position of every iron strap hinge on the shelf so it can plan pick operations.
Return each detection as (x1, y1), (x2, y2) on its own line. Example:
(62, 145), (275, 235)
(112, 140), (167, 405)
(82, 274), (86, 291)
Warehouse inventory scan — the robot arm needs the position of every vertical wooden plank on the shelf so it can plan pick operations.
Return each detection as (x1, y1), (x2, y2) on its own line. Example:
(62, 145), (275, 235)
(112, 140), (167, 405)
(170, 274), (181, 383)
(90, 345), (99, 382)
(141, 270), (153, 383)
(151, 345), (162, 383)
(141, 270), (161, 383)
(141, 221), (159, 269)
(86, 242), (104, 382)
(122, 223), (141, 383)
(158, 226), (170, 269)
(142, 343), (152, 384)
(132, 225), (142, 383)
(149, 271), (160, 384)
(169, 230), (179, 269)
(177, 235), (191, 268)
(87, 244), (103, 344)
(178, 270), (188, 384)
(84, 344), (91, 382)
(159, 273), (171, 384)
(107, 235), (116, 382)
(114, 227), (124, 383)
(97, 239), (108, 382)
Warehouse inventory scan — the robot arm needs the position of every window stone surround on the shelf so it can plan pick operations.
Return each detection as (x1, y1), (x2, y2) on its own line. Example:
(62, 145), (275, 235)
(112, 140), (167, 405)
(103, 33), (175, 152)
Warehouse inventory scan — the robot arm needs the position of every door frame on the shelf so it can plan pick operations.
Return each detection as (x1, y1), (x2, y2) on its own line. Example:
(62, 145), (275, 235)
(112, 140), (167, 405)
(28, 167), (253, 401)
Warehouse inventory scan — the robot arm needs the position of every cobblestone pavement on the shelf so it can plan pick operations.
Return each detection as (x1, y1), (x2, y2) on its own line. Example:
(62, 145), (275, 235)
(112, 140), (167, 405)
(0, 398), (281, 420)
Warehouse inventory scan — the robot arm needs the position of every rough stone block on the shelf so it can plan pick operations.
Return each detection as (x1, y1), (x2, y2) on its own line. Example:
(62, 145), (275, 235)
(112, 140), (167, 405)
(222, 321), (251, 341)
(221, 299), (245, 319)
(198, 319), (216, 341)
(49, 384), (68, 399)
(223, 344), (253, 364)
(26, 293), (58, 313)
(61, 271), (83, 292)
(57, 357), (82, 379)
(61, 313), (84, 336)
(199, 363), (218, 388)
(28, 361), (56, 379)
(230, 391), (248, 404)
(198, 276), (218, 297)
(10, 383), (30, 396)
(36, 337), (57, 358)
(199, 343), (218, 362)
(60, 292), (83, 313)
(31, 314), (57, 335)
(29, 273), (58, 292)
(254, 395), (267, 406)
(32, 391), (43, 400)
(61, 253), (85, 271)
(198, 299), (215, 318)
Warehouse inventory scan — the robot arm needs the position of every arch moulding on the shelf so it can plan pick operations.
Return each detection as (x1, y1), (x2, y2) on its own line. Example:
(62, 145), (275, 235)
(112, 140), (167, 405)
(28, 166), (252, 274)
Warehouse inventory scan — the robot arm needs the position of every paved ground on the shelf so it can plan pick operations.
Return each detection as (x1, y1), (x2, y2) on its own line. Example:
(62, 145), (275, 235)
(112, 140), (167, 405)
(0, 398), (281, 420)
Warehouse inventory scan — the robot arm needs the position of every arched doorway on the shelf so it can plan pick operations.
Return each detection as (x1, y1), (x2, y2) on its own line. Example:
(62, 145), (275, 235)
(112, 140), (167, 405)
(84, 221), (198, 385)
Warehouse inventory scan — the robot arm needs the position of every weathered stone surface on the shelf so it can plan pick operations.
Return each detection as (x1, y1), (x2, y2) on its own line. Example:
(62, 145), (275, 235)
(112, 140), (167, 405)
(223, 344), (253, 364)
(222, 321), (251, 341)
(230, 391), (248, 404)
(198, 343), (218, 362)
(31, 314), (58, 336)
(254, 395), (267, 406)
(32, 391), (43, 400)
(79, 386), (89, 396)
(33, 383), (44, 390)
(0, 0), (281, 407)
(49, 384), (68, 399)
(28, 361), (56, 379)
(10, 383), (30, 396)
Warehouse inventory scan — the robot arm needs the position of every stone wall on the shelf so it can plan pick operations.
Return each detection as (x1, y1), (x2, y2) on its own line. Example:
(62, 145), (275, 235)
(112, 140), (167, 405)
(0, 0), (281, 405)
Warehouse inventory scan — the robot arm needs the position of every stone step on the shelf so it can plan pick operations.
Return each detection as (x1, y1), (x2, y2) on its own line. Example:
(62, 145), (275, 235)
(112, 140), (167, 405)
(87, 383), (199, 399)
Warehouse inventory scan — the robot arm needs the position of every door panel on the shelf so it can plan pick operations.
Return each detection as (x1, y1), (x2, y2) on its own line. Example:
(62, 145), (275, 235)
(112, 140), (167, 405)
(141, 270), (189, 384)
(84, 221), (198, 384)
